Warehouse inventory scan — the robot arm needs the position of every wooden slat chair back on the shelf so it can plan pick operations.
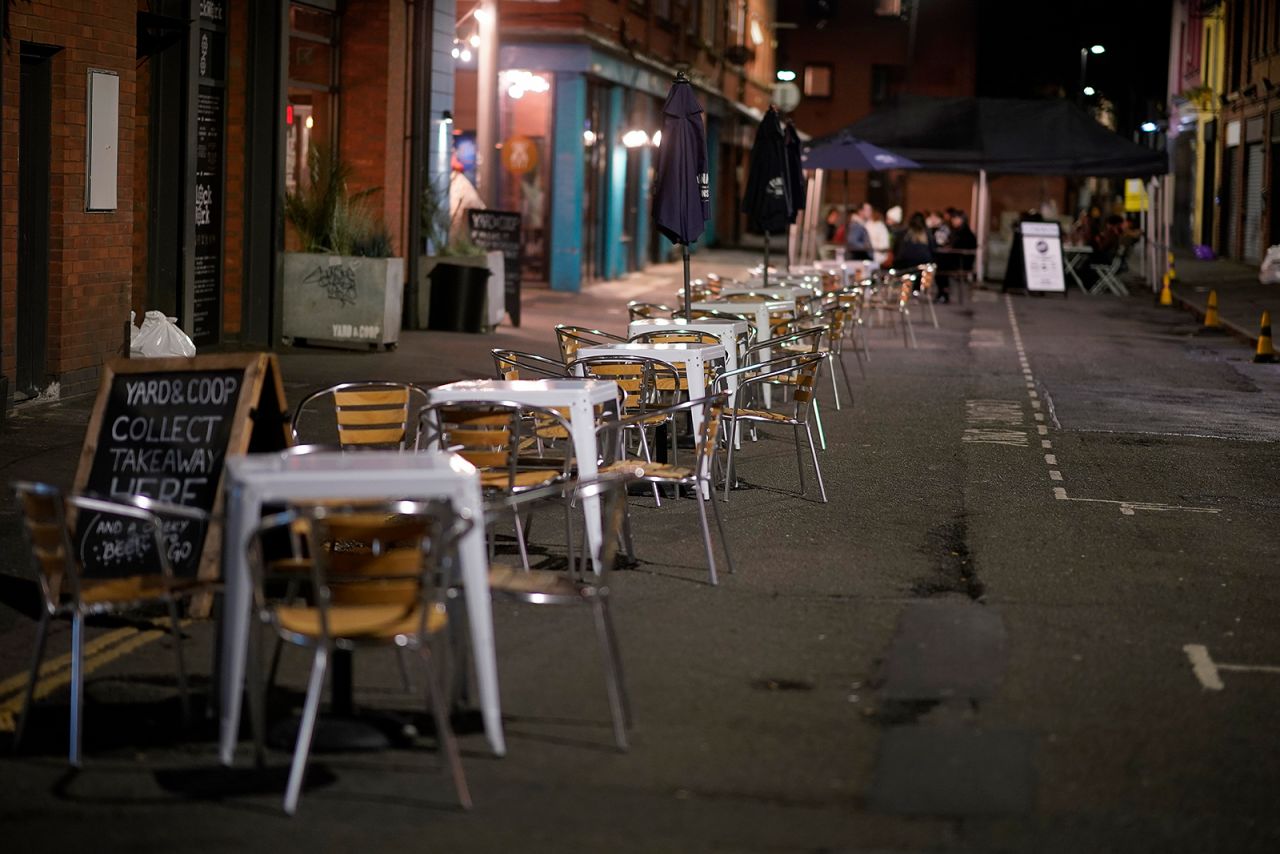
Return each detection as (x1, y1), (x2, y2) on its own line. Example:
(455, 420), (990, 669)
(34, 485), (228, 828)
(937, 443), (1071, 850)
(248, 499), (471, 814)
(292, 382), (427, 450)
(629, 329), (719, 346)
(418, 401), (574, 492)
(11, 482), (209, 766)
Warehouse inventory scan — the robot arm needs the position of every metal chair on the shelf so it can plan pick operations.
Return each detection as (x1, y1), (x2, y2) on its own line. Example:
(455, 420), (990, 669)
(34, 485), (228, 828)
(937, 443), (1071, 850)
(1089, 248), (1130, 296)
(418, 400), (576, 570)
(599, 396), (734, 586)
(292, 381), (429, 450)
(711, 353), (828, 503)
(626, 301), (674, 322)
(481, 475), (636, 750)
(247, 499), (472, 814)
(554, 325), (626, 364)
(11, 482), (210, 766)
(491, 348), (571, 380)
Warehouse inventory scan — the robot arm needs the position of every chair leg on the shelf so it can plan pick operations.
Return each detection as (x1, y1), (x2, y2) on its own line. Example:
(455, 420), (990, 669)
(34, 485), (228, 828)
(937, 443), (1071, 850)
(69, 612), (85, 768)
(792, 425), (807, 495)
(165, 597), (191, 727)
(284, 646), (329, 816)
(723, 414), (738, 502)
(812, 398), (828, 450)
(926, 293), (939, 328)
(423, 641), (473, 810)
(804, 421), (829, 503)
(693, 488), (719, 586)
(266, 637), (286, 696)
(13, 611), (51, 753)
(395, 646), (414, 692)
(837, 352), (856, 405)
(592, 600), (630, 751)
(512, 508), (532, 572)
(638, 428), (661, 506)
(706, 480), (736, 575)
(826, 353), (842, 410)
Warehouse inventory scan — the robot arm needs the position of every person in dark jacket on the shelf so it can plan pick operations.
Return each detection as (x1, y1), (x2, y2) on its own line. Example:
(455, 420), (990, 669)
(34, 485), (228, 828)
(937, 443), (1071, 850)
(892, 211), (935, 269)
(845, 202), (873, 261)
(936, 208), (976, 303)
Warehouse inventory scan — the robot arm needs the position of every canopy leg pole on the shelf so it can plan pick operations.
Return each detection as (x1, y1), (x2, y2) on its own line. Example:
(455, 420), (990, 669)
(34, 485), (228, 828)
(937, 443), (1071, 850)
(682, 243), (692, 318)
(763, 232), (770, 288)
(976, 169), (989, 282)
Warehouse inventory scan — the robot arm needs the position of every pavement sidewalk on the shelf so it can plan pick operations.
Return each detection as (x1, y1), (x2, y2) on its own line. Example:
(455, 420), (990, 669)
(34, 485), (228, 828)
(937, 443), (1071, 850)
(1169, 248), (1278, 345)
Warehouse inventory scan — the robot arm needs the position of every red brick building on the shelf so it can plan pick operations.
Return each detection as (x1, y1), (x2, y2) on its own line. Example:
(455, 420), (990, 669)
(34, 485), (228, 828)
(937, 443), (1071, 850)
(2, 0), (423, 409)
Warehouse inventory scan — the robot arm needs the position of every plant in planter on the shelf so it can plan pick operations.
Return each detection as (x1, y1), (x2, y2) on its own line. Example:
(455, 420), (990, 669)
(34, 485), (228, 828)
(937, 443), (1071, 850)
(281, 145), (404, 349)
(417, 174), (505, 332)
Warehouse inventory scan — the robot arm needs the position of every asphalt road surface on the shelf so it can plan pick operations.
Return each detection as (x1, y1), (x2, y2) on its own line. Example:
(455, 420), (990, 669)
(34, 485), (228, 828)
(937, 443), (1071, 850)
(1, 270), (1278, 852)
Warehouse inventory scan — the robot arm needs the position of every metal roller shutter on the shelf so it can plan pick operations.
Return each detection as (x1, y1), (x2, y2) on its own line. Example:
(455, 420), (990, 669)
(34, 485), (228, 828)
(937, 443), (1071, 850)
(1242, 143), (1263, 263)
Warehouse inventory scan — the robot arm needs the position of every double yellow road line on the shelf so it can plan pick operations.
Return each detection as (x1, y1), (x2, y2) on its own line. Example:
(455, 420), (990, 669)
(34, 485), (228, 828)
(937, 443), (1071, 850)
(0, 619), (186, 732)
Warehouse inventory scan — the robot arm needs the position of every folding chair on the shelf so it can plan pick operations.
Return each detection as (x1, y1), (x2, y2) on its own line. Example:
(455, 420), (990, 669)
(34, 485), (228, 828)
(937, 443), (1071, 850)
(1089, 249), (1129, 296)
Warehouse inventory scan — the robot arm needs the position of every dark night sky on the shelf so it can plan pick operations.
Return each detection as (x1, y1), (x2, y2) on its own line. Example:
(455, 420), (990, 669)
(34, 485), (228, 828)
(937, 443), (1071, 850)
(973, 1), (1173, 136)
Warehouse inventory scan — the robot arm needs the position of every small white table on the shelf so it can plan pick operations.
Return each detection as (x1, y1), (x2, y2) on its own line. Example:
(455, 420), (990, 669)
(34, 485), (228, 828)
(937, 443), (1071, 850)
(218, 450), (505, 764)
(427, 379), (619, 572)
(574, 341), (726, 449)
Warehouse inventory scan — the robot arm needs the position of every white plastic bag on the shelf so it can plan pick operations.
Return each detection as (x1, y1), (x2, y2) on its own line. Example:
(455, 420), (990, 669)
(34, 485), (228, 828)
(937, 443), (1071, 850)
(1260, 246), (1280, 285)
(131, 310), (197, 358)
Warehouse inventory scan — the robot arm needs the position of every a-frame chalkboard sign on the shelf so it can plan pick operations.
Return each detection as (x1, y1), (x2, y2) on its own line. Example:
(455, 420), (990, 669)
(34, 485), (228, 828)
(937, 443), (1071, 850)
(72, 354), (290, 614)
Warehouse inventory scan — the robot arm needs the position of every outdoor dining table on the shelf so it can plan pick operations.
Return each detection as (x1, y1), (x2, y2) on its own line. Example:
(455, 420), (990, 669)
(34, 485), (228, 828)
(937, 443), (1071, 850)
(690, 299), (792, 405)
(217, 449), (507, 763)
(426, 378), (619, 572)
(628, 317), (748, 449)
(573, 341), (726, 495)
(1062, 244), (1093, 293)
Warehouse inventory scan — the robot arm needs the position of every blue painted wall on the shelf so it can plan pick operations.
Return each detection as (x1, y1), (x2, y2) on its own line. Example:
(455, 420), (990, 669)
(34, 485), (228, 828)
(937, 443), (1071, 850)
(550, 74), (586, 292)
(603, 87), (627, 280)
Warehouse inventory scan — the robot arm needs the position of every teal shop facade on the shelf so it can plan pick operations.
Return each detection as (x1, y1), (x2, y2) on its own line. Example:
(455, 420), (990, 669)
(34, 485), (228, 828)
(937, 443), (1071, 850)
(496, 43), (757, 292)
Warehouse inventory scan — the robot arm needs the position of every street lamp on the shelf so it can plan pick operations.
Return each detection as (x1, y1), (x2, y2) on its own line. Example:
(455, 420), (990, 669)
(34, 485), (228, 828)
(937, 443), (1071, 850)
(1083, 86), (1096, 97)
(1079, 44), (1105, 104)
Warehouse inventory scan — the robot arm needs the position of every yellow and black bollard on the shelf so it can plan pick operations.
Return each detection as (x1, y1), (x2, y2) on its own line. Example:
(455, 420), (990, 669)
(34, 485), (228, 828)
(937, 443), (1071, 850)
(1159, 272), (1173, 306)
(1255, 311), (1277, 363)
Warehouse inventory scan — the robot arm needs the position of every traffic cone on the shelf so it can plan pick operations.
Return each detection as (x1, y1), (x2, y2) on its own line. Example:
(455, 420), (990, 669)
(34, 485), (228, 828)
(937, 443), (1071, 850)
(1203, 290), (1221, 329)
(1255, 311), (1277, 363)
(1159, 272), (1173, 306)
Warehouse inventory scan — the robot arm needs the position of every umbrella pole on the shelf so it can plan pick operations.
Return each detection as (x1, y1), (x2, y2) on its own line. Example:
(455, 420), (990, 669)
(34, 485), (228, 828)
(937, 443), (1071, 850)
(763, 231), (770, 288)
(682, 243), (691, 318)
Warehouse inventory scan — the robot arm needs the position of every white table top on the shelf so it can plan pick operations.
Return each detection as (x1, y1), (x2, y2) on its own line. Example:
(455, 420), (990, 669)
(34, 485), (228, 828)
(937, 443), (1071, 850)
(428, 378), (618, 406)
(226, 448), (477, 479)
(578, 341), (727, 358)
(692, 298), (792, 312)
(629, 317), (749, 334)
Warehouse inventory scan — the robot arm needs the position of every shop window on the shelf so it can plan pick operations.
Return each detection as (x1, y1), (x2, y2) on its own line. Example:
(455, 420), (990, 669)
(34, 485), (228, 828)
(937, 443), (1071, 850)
(497, 70), (553, 282)
(286, 2), (338, 193)
(804, 64), (832, 99)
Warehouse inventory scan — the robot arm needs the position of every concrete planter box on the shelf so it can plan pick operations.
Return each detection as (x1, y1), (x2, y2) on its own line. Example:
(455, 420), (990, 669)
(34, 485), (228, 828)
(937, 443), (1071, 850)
(416, 250), (505, 331)
(282, 253), (404, 349)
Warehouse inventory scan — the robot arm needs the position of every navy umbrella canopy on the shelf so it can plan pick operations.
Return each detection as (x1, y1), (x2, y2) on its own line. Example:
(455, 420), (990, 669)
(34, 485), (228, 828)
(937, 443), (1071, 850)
(652, 77), (711, 246)
(801, 132), (922, 171)
(784, 120), (806, 224)
(652, 74), (711, 314)
(742, 108), (791, 236)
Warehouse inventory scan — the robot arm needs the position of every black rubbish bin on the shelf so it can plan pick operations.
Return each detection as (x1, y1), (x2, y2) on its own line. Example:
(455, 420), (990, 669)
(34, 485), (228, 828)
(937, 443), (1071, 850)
(428, 263), (491, 333)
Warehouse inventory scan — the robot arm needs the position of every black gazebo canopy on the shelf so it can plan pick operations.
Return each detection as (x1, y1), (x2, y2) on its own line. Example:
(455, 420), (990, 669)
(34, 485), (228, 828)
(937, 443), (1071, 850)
(811, 96), (1168, 178)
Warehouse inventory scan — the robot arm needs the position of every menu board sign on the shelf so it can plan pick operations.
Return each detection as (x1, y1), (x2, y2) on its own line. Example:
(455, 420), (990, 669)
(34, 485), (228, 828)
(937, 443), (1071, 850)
(468, 209), (523, 327)
(72, 355), (289, 595)
(1020, 222), (1066, 293)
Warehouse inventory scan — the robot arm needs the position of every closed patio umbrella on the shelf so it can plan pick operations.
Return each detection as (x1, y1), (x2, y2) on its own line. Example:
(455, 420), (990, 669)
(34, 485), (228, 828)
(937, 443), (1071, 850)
(652, 72), (711, 316)
(743, 107), (792, 286)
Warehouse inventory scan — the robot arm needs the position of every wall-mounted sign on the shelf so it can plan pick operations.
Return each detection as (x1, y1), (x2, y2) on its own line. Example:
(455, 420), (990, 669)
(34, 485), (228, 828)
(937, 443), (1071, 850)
(501, 134), (538, 175)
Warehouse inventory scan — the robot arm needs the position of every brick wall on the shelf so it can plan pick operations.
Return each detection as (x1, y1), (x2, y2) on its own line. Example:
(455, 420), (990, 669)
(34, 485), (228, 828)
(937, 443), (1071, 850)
(340, 0), (407, 256)
(3, 0), (136, 398)
(222, 1), (247, 337)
